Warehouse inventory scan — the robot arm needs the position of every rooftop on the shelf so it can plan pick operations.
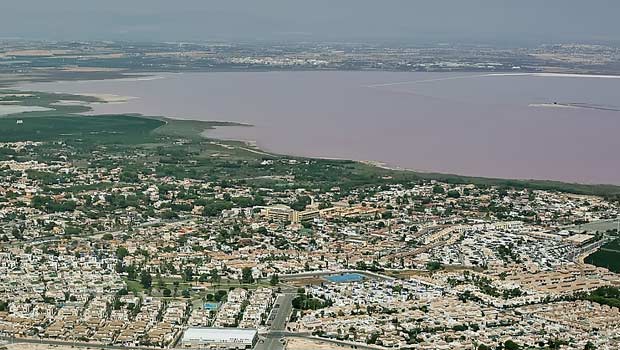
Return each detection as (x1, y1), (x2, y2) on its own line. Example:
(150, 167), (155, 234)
(182, 327), (257, 343)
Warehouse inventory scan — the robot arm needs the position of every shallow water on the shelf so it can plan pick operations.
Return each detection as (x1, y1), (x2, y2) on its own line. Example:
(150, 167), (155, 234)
(17, 71), (620, 184)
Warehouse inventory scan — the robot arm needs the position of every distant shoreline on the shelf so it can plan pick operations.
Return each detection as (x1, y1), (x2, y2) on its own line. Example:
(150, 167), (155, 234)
(7, 68), (620, 89)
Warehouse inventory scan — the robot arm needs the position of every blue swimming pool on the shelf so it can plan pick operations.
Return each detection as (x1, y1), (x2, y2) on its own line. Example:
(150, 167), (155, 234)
(326, 273), (365, 283)
(203, 302), (219, 310)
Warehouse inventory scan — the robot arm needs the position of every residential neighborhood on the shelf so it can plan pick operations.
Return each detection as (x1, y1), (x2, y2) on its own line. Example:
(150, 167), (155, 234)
(1, 138), (619, 349)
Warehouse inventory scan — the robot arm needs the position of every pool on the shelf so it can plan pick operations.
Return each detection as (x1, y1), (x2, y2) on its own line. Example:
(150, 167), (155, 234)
(326, 273), (365, 283)
(203, 302), (219, 311)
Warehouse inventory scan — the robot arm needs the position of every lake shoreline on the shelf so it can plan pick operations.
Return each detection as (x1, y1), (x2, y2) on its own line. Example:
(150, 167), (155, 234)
(9, 71), (620, 184)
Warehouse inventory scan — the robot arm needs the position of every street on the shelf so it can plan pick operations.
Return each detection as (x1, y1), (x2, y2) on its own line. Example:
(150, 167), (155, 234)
(255, 293), (294, 350)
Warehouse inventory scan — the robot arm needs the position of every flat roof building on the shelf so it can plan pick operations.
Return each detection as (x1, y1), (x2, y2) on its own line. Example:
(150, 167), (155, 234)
(292, 209), (320, 224)
(260, 205), (294, 223)
(180, 328), (258, 350)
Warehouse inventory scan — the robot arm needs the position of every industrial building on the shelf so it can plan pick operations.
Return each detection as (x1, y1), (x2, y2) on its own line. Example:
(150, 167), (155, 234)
(180, 328), (258, 349)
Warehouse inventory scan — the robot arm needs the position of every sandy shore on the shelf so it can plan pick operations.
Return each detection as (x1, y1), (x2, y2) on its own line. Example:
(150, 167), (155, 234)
(0, 105), (52, 116)
(0, 93), (34, 97)
(51, 100), (91, 106)
(60, 66), (125, 73)
(77, 93), (137, 104)
(102, 75), (166, 82)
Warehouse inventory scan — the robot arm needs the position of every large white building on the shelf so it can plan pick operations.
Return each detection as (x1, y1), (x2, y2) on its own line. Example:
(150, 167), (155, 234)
(180, 328), (258, 350)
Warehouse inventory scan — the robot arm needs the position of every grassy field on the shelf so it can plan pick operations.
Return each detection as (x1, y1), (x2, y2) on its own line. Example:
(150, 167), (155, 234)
(124, 279), (146, 294)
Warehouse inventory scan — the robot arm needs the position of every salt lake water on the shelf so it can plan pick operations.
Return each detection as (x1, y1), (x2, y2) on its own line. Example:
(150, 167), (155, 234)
(17, 71), (620, 184)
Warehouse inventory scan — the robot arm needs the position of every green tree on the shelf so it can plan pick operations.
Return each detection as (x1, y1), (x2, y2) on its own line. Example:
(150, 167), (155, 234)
(432, 185), (445, 194)
(126, 264), (137, 280)
(290, 195), (311, 211)
(241, 267), (254, 284)
(504, 340), (521, 350)
(270, 274), (279, 286)
(183, 266), (194, 282)
(140, 270), (152, 289)
(426, 261), (442, 271)
(214, 290), (227, 302)
(116, 246), (129, 260)
(210, 269), (221, 284)
(447, 190), (461, 198)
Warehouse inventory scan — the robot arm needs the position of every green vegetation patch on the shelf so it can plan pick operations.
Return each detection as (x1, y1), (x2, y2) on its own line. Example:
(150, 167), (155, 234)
(0, 114), (164, 143)
(0, 89), (101, 115)
(124, 278), (146, 294)
(579, 286), (620, 308)
(153, 118), (250, 139)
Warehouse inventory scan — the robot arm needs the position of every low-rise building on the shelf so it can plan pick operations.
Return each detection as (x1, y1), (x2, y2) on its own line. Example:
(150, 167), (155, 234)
(180, 327), (257, 349)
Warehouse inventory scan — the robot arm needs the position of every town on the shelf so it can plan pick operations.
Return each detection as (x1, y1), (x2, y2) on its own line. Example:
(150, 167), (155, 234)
(0, 130), (619, 350)
(2, 41), (620, 88)
(3, 2), (620, 349)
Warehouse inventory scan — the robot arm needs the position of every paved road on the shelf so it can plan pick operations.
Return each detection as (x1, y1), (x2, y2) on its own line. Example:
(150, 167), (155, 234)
(272, 294), (294, 331)
(255, 293), (294, 350)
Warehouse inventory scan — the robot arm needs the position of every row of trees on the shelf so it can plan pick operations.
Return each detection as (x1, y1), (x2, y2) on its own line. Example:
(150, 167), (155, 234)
(123, 264), (280, 292)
